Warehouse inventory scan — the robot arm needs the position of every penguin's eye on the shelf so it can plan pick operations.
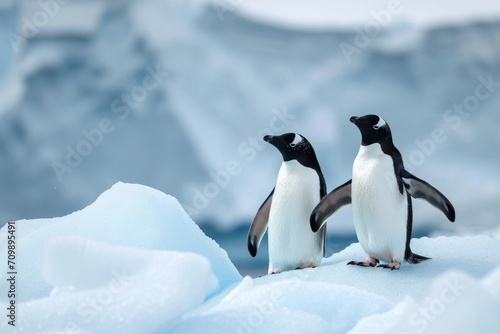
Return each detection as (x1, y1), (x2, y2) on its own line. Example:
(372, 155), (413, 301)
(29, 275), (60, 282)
(373, 118), (386, 130)
(290, 134), (302, 147)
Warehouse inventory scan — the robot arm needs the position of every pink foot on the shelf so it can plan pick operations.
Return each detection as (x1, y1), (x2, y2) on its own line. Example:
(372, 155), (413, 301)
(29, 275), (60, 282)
(377, 261), (401, 270)
(347, 257), (379, 267)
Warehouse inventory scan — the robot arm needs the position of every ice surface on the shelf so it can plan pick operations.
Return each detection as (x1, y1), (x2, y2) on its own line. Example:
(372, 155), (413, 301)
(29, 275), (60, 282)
(350, 268), (500, 334)
(0, 183), (499, 333)
(171, 279), (393, 334)
(253, 236), (500, 301)
(0, 182), (241, 302)
(0, 238), (217, 334)
(172, 235), (500, 333)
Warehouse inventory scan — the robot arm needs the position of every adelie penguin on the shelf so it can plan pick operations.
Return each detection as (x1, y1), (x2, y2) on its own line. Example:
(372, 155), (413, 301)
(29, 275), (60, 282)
(310, 115), (455, 270)
(248, 133), (327, 274)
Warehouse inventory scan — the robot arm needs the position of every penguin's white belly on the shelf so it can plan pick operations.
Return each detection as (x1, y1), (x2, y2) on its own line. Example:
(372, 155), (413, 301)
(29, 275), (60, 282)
(352, 144), (407, 263)
(267, 160), (323, 273)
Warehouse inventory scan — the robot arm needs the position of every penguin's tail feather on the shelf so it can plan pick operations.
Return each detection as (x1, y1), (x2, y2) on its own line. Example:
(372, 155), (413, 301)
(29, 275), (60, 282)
(406, 252), (431, 264)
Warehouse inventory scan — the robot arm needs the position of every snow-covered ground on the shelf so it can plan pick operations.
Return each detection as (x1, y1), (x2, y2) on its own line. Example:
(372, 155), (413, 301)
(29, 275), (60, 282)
(0, 183), (499, 333)
(0, 0), (499, 238)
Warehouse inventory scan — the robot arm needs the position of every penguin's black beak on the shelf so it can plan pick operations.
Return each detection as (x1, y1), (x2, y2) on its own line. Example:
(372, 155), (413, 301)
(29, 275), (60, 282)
(350, 116), (360, 124)
(264, 135), (283, 150)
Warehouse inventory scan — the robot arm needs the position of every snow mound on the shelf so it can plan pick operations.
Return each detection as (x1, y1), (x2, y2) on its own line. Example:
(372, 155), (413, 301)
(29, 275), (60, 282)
(1, 238), (217, 333)
(0, 182), (241, 302)
(172, 235), (500, 333)
(0, 183), (499, 333)
(350, 268), (500, 334)
(171, 278), (393, 334)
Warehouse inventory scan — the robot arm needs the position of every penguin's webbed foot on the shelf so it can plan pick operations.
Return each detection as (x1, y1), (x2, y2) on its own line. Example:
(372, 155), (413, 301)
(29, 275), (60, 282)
(377, 261), (400, 270)
(347, 257), (379, 267)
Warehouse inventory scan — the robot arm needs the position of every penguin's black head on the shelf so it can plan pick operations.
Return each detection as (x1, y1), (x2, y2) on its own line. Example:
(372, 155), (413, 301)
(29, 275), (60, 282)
(350, 114), (392, 146)
(264, 133), (316, 163)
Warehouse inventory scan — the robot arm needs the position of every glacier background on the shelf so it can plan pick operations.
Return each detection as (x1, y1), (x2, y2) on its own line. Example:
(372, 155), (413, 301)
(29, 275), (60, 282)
(1, 0), (500, 276)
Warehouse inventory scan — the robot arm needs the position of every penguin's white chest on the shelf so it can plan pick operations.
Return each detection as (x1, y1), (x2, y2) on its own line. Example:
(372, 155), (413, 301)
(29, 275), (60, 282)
(352, 144), (407, 263)
(267, 160), (323, 273)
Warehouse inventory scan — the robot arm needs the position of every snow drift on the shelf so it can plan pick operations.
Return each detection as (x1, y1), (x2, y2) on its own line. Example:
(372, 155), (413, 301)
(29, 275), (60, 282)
(1, 182), (499, 333)
(3, 239), (218, 333)
(0, 182), (241, 303)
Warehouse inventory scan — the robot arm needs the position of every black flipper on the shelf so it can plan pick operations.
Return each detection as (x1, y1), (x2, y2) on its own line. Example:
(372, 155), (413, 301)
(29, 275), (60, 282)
(247, 188), (274, 257)
(404, 192), (431, 264)
(310, 180), (352, 233)
(400, 168), (455, 222)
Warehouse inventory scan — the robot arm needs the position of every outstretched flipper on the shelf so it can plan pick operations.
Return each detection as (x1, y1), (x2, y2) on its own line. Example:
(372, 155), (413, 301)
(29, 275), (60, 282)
(310, 180), (352, 233)
(400, 169), (455, 222)
(247, 189), (274, 257)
